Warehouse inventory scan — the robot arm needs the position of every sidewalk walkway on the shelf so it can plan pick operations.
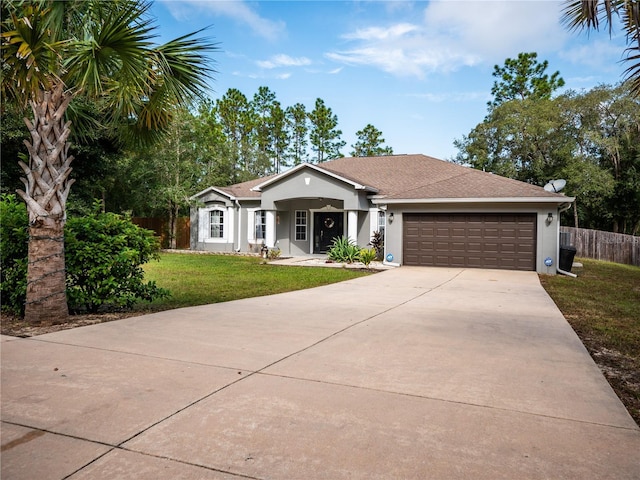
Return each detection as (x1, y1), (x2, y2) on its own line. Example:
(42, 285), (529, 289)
(2, 267), (639, 479)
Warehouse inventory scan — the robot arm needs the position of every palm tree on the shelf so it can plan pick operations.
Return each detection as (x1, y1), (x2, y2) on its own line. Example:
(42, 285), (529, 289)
(1, 0), (215, 324)
(562, 0), (640, 95)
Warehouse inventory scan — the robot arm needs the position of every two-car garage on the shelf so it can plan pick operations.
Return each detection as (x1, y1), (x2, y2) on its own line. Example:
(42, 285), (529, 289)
(403, 213), (537, 271)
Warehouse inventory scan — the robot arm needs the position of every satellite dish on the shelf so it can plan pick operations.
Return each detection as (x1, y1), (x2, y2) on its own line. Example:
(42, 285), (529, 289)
(544, 179), (566, 193)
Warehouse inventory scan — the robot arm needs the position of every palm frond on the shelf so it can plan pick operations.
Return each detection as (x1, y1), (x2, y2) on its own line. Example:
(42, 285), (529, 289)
(63, 1), (155, 98)
(132, 30), (217, 131)
(2, 0), (217, 143)
(153, 30), (218, 103)
(563, 0), (640, 97)
(1, 5), (61, 101)
(561, 0), (629, 34)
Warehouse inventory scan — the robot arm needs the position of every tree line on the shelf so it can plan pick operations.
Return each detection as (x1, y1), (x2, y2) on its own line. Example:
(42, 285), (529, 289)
(2, 85), (394, 227)
(454, 53), (640, 235)
(194, 85), (393, 179)
(1, 0), (638, 325)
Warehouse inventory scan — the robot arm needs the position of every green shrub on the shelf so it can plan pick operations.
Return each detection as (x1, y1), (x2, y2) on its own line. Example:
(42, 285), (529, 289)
(327, 236), (361, 263)
(267, 247), (281, 260)
(65, 209), (169, 313)
(0, 194), (28, 315)
(358, 248), (377, 267)
(0, 194), (169, 316)
(370, 230), (384, 260)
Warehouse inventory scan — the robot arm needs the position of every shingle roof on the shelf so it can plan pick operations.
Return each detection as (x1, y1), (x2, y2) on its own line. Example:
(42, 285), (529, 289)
(320, 154), (564, 199)
(214, 175), (273, 199)
(209, 154), (568, 201)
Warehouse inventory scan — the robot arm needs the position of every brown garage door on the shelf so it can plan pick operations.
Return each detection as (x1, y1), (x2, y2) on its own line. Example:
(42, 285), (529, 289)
(403, 213), (536, 271)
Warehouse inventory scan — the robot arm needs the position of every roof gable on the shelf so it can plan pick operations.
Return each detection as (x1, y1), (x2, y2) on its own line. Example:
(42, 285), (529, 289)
(252, 163), (378, 193)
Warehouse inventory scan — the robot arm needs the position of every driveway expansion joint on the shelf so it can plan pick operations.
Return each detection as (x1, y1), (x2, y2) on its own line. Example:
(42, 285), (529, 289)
(0, 420), (264, 480)
(4, 267), (638, 479)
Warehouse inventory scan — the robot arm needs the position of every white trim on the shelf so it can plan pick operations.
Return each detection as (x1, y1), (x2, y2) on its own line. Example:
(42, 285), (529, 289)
(265, 210), (276, 248)
(235, 201), (242, 251)
(295, 210), (308, 242)
(347, 210), (358, 243)
(247, 208), (260, 243)
(373, 197), (575, 205)
(199, 206), (229, 244)
(369, 207), (378, 240)
(191, 186), (235, 201)
(209, 209), (224, 241)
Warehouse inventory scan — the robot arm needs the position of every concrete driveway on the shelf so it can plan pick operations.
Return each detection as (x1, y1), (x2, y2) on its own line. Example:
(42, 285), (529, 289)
(2, 267), (639, 479)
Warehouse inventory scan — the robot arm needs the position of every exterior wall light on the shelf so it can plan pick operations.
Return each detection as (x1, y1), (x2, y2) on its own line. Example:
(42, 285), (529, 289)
(546, 212), (553, 226)
(388, 212), (394, 223)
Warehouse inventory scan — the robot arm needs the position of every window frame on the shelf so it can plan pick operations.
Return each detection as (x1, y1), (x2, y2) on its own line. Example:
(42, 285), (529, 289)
(378, 210), (386, 238)
(295, 210), (308, 241)
(209, 209), (224, 239)
(255, 210), (266, 241)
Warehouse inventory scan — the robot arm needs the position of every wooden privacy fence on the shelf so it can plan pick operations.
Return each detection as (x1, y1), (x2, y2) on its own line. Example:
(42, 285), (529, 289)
(132, 217), (190, 249)
(560, 227), (640, 267)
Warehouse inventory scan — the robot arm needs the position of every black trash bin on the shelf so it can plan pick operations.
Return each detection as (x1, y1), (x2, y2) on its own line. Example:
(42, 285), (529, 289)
(559, 245), (577, 272)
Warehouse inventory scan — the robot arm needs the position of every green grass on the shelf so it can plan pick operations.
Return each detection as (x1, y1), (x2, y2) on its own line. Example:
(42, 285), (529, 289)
(540, 258), (640, 357)
(539, 258), (640, 424)
(139, 253), (371, 311)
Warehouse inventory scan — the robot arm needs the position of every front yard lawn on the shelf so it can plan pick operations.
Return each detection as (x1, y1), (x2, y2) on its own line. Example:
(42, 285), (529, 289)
(1, 253), (371, 337)
(540, 258), (640, 426)
(141, 253), (372, 310)
(3, 252), (637, 426)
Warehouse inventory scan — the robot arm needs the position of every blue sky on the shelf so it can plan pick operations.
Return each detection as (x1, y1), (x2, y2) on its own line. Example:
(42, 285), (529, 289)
(150, 0), (630, 160)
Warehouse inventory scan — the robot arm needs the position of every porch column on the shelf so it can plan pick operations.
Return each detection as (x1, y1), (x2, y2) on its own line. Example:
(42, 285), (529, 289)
(347, 210), (358, 243)
(266, 210), (276, 248)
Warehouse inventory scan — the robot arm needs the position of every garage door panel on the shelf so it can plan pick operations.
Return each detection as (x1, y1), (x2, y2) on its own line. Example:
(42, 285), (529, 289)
(403, 213), (536, 271)
(500, 243), (517, 254)
(451, 242), (466, 251)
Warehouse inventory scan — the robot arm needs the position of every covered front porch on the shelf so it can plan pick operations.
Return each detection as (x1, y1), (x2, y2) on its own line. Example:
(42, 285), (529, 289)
(269, 198), (370, 256)
(253, 163), (381, 256)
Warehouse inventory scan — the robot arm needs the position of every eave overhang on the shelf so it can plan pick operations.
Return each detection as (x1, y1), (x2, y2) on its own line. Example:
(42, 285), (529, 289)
(371, 196), (575, 205)
(190, 186), (236, 201)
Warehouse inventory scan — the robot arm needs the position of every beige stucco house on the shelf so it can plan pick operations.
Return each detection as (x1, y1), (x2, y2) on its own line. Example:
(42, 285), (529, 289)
(190, 154), (574, 274)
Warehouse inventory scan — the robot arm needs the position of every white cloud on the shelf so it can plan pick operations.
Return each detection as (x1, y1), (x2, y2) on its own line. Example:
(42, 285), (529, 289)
(423, 0), (568, 58)
(164, 0), (285, 41)
(257, 54), (312, 69)
(559, 39), (625, 71)
(326, 1), (570, 77)
(405, 91), (490, 103)
(326, 23), (480, 77)
(343, 23), (418, 41)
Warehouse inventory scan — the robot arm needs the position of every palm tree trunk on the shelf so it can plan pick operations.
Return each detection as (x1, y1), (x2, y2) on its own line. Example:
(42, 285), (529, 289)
(17, 83), (74, 324)
(25, 225), (68, 322)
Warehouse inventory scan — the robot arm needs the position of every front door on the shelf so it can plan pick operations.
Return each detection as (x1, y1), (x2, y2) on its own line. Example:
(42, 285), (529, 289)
(314, 212), (343, 253)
